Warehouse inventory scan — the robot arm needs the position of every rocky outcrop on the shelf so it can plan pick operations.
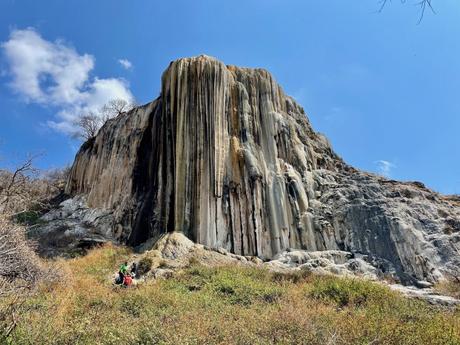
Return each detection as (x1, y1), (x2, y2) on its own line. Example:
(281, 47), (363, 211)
(29, 196), (114, 257)
(122, 232), (460, 306)
(60, 55), (460, 284)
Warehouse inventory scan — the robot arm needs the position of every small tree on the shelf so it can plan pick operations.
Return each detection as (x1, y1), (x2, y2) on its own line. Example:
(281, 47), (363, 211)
(0, 155), (66, 217)
(74, 112), (101, 141)
(101, 99), (135, 119)
(0, 155), (39, 215)
(73, 99), (135, 141)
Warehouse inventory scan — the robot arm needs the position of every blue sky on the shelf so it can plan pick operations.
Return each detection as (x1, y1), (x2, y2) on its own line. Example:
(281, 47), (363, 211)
(0, 0), (459, 194)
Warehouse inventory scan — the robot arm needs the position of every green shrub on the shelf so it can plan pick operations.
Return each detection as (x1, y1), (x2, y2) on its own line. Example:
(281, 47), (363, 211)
(167, 266), (283, 306)
(309, 276), (394, 307)
(137, 257), (153, 276)
(271, 269), (312, 284)
(119, 293), (148, 318)
(157, 259), (169, 269)
(14, 210), (43, 225)
(435, 279), (460, 299)
(136, 327), (165, 344)
(187, 256), (200, 267)
(209, 269), (283, 306)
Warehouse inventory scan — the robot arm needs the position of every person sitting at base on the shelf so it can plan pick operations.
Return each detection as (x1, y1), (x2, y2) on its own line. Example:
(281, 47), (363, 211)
(130, 262), (137, 278)
(123, 273), (133, 287)
(116, 261), (128, 284)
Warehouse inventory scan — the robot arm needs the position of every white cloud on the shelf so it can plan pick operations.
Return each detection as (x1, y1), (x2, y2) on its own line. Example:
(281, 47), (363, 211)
(1, 28), (134, 136)
(375, 160), (396, 178)
(118, 58), (132, 70)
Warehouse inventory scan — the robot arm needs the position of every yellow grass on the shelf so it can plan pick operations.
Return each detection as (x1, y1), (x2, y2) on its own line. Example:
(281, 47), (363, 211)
(2, 244), (460, 345)
(436, 279), (460, 300)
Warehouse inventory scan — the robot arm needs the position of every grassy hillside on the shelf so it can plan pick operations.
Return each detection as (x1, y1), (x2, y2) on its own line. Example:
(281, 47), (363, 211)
(2, 244), (460, 345)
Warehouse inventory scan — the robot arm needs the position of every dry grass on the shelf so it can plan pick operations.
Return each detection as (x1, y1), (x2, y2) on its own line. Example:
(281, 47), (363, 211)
(0, 216), (44, 289)
(0, 215), (48, 340)
(436, 279), (460, 300)
(2, 244), (460, 345)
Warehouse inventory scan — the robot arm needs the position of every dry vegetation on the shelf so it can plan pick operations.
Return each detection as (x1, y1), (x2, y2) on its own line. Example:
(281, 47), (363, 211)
(0, 156), (69, 219)
(0, 216), (46, 340)
(0, 217), (43, 290)
(1, 244), (459, 345)
(436, 277), (460, 301)
(0, 156), (68, 339)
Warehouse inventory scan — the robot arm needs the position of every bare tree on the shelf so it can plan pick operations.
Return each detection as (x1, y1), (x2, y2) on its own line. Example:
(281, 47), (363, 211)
(0, 151), (71, 340)
(0, 155), (69, 222)
(378, 0), (435, 22)
(101, 99), (135, 119)
(73, 112), (101, 141)
(0, 154), (48, 340)
(0, 154), (40, 215)
(73, 99), (135, 141)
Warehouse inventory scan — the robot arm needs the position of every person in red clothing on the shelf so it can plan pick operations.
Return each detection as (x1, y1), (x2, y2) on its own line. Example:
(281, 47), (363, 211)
(123, 273), (133, 287)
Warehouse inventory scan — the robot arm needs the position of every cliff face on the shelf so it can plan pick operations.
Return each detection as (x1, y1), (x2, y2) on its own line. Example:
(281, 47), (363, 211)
(64, 55), (460, 283)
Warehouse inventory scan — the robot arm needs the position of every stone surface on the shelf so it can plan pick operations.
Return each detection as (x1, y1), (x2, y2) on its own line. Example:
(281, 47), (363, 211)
(266, 249), (381, 281)
(126, 232), (460, 306)
(29, 196), (115, 257)
(388, 284), (459, 306)
(40, 55), (460, 284)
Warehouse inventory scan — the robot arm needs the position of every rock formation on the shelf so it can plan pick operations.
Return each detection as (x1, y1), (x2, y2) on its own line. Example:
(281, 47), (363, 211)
(129, 231), (460, 306)
(50, 55), (459, 284)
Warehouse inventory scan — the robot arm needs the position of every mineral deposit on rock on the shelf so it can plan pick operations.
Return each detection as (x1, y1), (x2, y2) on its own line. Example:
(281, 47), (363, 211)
(59, 55), (460, 284)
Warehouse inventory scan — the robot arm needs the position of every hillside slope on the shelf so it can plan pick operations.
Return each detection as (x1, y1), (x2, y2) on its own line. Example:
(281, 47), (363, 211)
(4, 244), (460, 345)
(43, 55), (460, 284)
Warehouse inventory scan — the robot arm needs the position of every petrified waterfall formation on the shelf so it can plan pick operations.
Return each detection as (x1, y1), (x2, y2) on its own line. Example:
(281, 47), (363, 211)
(65, 55), (460, 283)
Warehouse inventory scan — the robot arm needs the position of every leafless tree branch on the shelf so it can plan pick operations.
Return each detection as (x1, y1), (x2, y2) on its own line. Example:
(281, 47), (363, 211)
(0, 154), (40, 212)
(378, 0), (435, 23)
(0, 154), (58, 340)
(73, 99), (136, 141)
